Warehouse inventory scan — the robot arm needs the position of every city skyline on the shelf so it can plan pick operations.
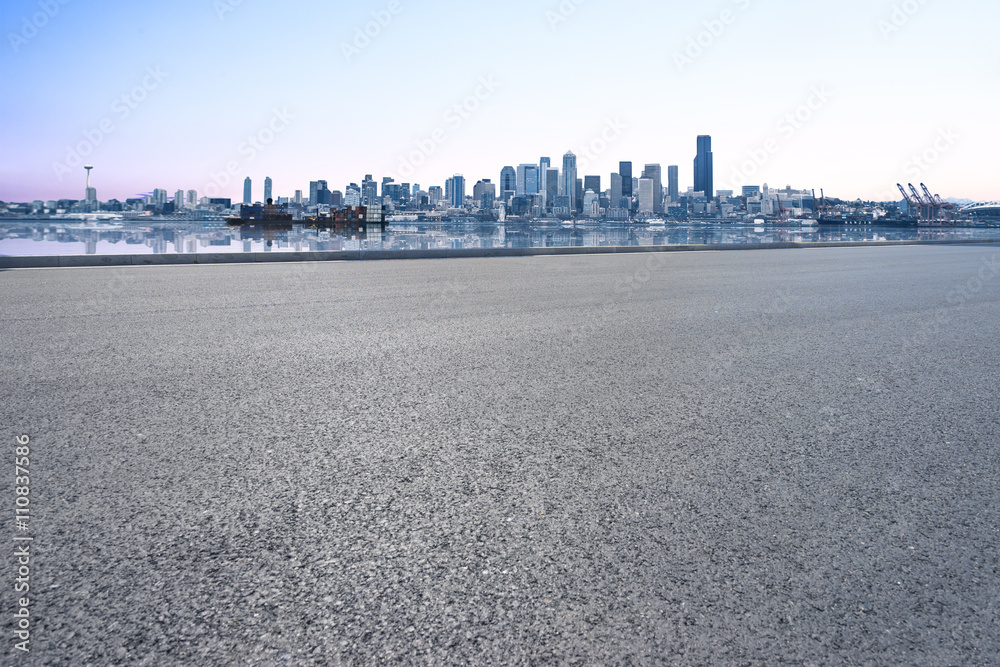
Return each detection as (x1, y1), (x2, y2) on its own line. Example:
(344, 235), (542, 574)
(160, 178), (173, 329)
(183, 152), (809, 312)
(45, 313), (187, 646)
(2, 0), (998, 203)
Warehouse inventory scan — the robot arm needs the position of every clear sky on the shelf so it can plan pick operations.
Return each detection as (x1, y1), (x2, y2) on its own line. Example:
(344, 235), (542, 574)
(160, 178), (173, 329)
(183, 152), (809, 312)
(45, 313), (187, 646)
(1, 0), (998, 203)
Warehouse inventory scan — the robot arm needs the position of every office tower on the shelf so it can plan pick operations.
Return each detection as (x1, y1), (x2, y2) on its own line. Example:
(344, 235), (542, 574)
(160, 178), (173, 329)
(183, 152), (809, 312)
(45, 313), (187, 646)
(545, 169), (559, 210)
(450, 174), (465, 208)
(263, 177), (273, 202)
(638, 178), (655, 213)
(362, 178), (378, 206)
(575, 178), (583, 214)
(583, 189), (600, 218)
(474, 179), (496, 209)
(428, 186), (443, 205)
(562, 152), (577, 213)
(152, 189), (168, 206)
(344, 186), (361, 207)
(610, 173), (623, 208)
(293, 190), (303, 204)
(539, 157), (550, 195)
(174, 189), (185, 209)
(742, 185), (761, 198)
(667, 165), (679, 202)
(186, 190), (198, 208)
(619, 161), (633, 202)
(500, 166), (516, 194)
(642, 164), (662, 213)
(584, 175), (601, 195)
(243, 177), (252, 204)
(516, 164), (539, 195)
(315, 181), (331, 205)
(694, 135), (714, 199)
(330, 191), (343, 207)
(412, 183), (420, 196)
(309, 181), (320, 206)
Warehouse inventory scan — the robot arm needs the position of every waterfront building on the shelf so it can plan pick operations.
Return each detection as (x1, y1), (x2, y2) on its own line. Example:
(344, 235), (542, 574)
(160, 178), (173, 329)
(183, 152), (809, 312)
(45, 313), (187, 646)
(243, 177), (252, 204)
(264, 177), (273, 203)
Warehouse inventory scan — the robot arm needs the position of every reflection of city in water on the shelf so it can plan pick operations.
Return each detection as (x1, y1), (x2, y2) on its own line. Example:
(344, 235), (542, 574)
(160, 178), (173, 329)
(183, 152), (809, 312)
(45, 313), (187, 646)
(1, 220), (998, 256)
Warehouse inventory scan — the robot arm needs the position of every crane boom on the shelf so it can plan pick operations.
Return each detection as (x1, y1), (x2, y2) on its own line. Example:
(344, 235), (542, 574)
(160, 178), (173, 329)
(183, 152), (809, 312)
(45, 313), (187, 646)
(897, 183), (917, 205)
(909, 184), (932, 206)
(920, 183), (939, 206)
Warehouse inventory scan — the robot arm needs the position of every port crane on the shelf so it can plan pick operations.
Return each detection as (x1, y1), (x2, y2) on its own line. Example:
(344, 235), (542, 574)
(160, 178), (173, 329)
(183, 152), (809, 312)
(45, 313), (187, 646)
(921, 183), (953, 211)
(898, 183), (923, 218)
(775, 194), (789, 222)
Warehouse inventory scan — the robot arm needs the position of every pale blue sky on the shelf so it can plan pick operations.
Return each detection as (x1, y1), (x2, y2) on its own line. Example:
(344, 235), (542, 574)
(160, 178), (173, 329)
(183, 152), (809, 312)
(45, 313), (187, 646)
(1, 0), (998, 202)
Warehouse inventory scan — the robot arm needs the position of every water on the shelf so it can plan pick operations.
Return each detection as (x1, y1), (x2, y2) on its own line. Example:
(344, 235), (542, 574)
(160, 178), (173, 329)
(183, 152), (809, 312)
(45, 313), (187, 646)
(1, 219), (998, 256)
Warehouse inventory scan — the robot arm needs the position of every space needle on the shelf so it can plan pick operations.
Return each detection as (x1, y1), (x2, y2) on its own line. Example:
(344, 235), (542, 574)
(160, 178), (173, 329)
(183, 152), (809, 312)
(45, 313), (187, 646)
(84, 165), (96, 207)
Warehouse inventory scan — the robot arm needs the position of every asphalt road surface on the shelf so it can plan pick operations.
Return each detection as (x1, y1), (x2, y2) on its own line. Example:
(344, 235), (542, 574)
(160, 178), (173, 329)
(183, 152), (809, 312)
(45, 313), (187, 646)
(2, 245), (998, 665)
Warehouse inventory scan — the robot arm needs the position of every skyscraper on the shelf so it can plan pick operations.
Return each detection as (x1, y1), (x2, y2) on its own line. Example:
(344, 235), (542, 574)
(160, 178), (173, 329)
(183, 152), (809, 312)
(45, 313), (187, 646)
(642, 164), (662, 213)
(450, 174), (465, 208)
(610, 173), (623, 208)
(174, 189), (185, 210)
(186, 190), (198, 208)
(243, 177), (252, 204)
(584, 175), (601, 195)
(638, 178), (655, 214)
(667, 165), (679, 202)
(309, 181), (320, 206)
(516, 164), (539, 195)
(619, 161), (633, 203)
(562, 152), (577, 213)
(264, 177), (272, 203)
(545, 169), (559, 211)
(694, 135), (714, 200)
(500, 166), (516, 197)
(473, 179), (496, 210)
(539, 157), (550, 196)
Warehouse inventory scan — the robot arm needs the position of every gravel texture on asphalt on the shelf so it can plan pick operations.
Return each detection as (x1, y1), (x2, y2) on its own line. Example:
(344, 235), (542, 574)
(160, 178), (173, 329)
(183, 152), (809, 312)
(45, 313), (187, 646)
(1, 245), (998, 666)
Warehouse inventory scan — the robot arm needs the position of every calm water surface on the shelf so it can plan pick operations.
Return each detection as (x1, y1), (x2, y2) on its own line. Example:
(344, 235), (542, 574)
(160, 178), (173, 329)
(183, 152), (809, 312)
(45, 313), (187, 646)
(1, 220), (998, 256)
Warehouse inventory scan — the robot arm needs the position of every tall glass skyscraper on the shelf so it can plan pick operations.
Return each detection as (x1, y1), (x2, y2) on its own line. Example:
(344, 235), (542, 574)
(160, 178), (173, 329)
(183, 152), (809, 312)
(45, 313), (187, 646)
(694, 136), (714, 199)
(610, 173), (623, 208)
(264, 176), (272, 203)
(667, 165), (679, 202)
(562, 152), (577, 213)
(243, 177), (252, 204)
(500, 166), (516, 196)
(538, 157), (551, 203)
(516, 164), (539, 195)
(450, 174), (465, 208)
(642, 164), (662, 213)
(619, 162), (633, 202)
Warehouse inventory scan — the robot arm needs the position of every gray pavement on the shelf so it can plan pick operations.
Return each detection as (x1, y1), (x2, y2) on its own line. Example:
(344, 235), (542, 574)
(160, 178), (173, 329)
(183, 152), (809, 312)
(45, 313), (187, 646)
(1, 245), (999, 665)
